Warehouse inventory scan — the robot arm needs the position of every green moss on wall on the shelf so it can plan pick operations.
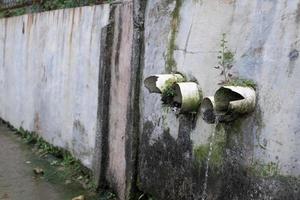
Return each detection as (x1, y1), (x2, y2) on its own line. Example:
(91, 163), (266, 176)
(247, 161), (280, 177)
(193, 125), (226, 172)
(165, 0), (182, 72)
(224, 78), (256, 89)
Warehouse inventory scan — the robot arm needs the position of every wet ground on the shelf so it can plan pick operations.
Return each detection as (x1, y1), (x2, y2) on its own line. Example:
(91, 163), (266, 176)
(0, 123), (111, 200)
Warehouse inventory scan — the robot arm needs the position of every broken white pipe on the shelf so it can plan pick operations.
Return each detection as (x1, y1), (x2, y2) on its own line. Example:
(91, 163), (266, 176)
(173, 82), (203, 113)
(200, 96), (216, 124)
(214, 86), (256, 118)
(144, 74), (185, 93)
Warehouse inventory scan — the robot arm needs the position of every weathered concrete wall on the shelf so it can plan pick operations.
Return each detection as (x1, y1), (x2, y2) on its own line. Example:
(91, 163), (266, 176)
(106, 2), (133, 199)
(101, 1), (146, 199)
(2, 0), (300, 199)
(0, 5), (110, 168)
(0, 2), (143, 199)
(139, 0), (300, 199)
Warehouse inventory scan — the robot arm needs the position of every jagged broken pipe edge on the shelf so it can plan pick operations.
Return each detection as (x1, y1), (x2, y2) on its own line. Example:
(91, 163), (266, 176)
(144, 74), (185, 93)
(215, 86), (256, 115)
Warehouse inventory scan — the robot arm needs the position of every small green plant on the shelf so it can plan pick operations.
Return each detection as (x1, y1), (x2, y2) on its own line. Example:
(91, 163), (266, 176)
(161, 79), (177, 105)
(215, 33), (235, 84)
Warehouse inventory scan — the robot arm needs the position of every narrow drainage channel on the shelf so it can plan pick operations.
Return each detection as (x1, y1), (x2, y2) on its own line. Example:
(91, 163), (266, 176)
(0, 122), (115, 200)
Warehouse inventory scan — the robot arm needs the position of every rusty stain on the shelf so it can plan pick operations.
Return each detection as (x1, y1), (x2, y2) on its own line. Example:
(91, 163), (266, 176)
(68, 9), (75, 63)
(22, 21), (25, 34)
(2, 19), (7, 68)
(69, 10), (75, 46)
(27, 14), (34, 31)
(79, 7), (82, 18)
(34, 112), (41, 133)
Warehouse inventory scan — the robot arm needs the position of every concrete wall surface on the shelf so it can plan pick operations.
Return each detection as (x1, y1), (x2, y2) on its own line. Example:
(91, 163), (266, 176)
(139, 0), (300, 199)
(0, 5), (110, 168)
(1, 0), (300, 200)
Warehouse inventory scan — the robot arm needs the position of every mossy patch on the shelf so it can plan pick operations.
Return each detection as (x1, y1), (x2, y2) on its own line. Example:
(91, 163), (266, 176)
(165, 0), (182, 72)
(224, 78), (256, 89)
(193, 125), (226, 173)
(247, 161), (280, 178)
(161, 79), (178, 105)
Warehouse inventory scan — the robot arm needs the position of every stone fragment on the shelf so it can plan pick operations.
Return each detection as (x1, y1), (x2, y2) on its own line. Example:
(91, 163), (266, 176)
(72, 195), (85, 200)
(33, 167), (44, 175)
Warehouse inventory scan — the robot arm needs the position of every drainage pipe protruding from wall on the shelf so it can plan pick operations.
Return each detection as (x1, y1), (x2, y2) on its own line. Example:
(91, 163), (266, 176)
(200, 96), (216, 124)
(144, 74), (185, 93)
(173, 82), (203, 113)
(214, 86), (256, 121)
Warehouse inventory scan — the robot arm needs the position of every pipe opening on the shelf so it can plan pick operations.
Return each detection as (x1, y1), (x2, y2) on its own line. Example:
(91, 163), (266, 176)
(214, 86), (256, 122)
(173, 82), (202, 113)
(144, 74), (185, 94)
(173, 84), (183, 105)
(200, 97), (215, 124)
(215, 88), (244, 114)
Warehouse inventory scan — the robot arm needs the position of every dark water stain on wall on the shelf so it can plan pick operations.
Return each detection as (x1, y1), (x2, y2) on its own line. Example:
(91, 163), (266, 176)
(139, 116), (206, 200)
(287, 49), (299, 77)
(72, 120), (90, 157)
(139, 114), (300, 200)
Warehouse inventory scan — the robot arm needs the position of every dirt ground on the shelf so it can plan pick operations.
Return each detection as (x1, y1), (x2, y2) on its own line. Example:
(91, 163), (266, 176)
(0, 123), (101, 200)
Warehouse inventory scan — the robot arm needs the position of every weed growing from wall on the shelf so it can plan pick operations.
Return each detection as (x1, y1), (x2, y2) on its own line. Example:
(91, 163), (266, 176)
(215, 33), (235, 84)
(215, 33), (257, 89)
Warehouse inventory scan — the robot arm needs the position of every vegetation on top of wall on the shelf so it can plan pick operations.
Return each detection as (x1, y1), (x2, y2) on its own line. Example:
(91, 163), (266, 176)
(0, 0), (115, 18)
